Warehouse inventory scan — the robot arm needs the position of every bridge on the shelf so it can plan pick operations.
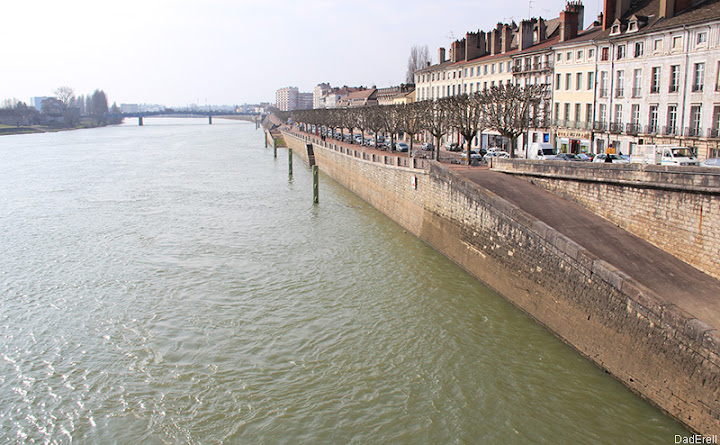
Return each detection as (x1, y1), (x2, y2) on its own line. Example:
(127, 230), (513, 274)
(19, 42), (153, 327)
(118, 111), (263, 126)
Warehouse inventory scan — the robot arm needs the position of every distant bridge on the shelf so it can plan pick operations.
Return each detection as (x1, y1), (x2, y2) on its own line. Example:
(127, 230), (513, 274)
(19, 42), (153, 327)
(118, 111), (263, 126)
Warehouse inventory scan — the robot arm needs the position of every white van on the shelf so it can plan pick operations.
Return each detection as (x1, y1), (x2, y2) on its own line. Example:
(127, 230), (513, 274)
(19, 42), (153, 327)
(630, 145), (699, 166)
(528, 142), (557, 160)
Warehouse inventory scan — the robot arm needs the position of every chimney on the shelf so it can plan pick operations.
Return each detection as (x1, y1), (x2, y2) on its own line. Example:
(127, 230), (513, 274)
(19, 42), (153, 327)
(537, 18), (547, 41)
(450, 39), (466, 62)
(465, 31), (487, 60)
(501, 24), (513, 53)
(438, 47), (446, 63)
(519, 19), (535, 50)
(675, 0), (692, 13)
(490, 23), (502, 55)
(560, 2), (582, 42)
(603, 0), (615, 29)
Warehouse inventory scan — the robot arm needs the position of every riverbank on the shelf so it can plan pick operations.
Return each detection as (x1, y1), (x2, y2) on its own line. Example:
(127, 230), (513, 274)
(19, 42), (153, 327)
(0, 121), (121, 136)
(279, 127), (720, 435)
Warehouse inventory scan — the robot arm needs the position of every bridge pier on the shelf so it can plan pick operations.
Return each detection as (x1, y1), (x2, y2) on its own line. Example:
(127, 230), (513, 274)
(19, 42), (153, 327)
(208, 115), (213, 125)
(138, 116), (143, 126)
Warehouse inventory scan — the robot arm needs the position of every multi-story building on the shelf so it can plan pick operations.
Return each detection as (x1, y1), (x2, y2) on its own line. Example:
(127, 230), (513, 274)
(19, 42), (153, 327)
(592, 0), (720, 159)
(298, 93), (313, 110)
(313, 83), (332, 109)
(275, 87), (299, 111)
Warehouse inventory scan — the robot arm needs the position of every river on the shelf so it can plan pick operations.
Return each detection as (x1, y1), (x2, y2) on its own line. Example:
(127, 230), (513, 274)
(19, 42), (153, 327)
(0, 118), (685, 443)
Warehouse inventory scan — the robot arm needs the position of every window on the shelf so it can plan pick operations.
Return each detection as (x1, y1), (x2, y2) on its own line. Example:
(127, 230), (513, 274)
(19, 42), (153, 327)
(633, 69), (642, 97)
(576, 72), (583, 90)
(484, 65), (488, 75)
(557, 52), (562, 62)
(712, 105), (720, 137)
(693, 63), (705, 92)
(567, 51), (572, 61)
(556, 73), (561, 90)
(586, 103), (593, 123)
(491, 63), (496, 74)
(601, 47), (609, 61)
(508, 62), (512, 72)
(697, 32), (708, 46)
(611, 23), (621, 36)
(616, 70), (625, 97)
(464, 68), (467, 77)
(588, 49), (595, 58)
(672, 35), (682, 50)
(575, 103), (582, 122)
(554, 102), (560, 121)
(649, 104), (658, 132)
(577, 50), (583, 60)
(631, 104), (640, 125)
(717, 61), (720, 91)
(670, 65), (680, 93)
(634, 42), (644, 57)
(617, 45), (626, 60)
(484, 81), (487, 90)
(615, 104), (623, 124)
(667, 105), (678, 133)
(470, 67), (474, 76)
(564, 103), (571, 121)
(689, 105), (702, 136)
(587, 72), (594, 90)
(628, 20), (638, 32)
(653, 39), (662, 52)
(566, 73), (572, 90)
(499, 63), (504, 73)
(599, 103), (607, 123)
(600, 71), (608, 97)
(651, 67), (661, 93)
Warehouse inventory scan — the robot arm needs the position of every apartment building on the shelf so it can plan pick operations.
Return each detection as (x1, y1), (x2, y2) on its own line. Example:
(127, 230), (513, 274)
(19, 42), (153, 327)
(593, 0), (720, 159)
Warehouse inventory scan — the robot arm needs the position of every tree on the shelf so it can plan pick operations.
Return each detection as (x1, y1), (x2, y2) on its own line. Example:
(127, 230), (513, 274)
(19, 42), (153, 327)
(406, 45), (431, 84)
(477, 83), (545, 158)
(424, 98), (452, 161)
(450, 93), (484, 165)
(397, 102), (425, 154)
(88, 89), (109, 125)
(377, 105), (401, 152)
(55, 86), (76, 111)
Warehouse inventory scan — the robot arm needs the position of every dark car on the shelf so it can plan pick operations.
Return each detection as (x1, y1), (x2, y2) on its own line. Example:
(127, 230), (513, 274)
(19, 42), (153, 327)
(445, 142), (461, 151)
(421, 142), (435, 151)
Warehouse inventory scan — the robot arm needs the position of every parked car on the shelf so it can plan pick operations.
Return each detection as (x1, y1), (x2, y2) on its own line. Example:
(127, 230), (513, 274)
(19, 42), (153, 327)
(485, 150), (510, 158)
(700, 158), (720, 167)
(529, 142), (557, 160)
(460, 149), (483, 160)
(421, 142), (435, 151)
(576, 153), (594, 162)
(555, 153), (583, 161)
(444, 142), (461, 151)
(593, 153), (630, 164)
(395, 142), (409, 152)
(366, 138), (376, 147)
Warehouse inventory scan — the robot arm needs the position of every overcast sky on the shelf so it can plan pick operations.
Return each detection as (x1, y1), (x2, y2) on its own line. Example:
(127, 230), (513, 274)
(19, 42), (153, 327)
(2, 0), (601, 107)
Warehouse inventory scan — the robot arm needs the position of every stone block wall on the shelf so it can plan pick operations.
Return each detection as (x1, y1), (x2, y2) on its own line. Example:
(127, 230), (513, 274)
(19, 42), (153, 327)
(281, 130), (720, 434)
(491, 159), (720, 280)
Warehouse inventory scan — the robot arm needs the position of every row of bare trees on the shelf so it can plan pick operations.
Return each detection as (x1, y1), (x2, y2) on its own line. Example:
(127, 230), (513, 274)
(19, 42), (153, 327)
(290, 83), (547, 164)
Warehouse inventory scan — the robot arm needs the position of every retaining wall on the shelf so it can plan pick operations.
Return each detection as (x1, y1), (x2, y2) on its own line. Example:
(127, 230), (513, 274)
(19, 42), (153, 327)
(491, 159), (720, 280)
(281, 129), (720, 435)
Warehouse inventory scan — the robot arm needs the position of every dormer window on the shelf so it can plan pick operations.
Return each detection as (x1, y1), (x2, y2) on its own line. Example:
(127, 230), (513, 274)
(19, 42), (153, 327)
(611, 23), (621, 36)
(628, 20), (638, 32)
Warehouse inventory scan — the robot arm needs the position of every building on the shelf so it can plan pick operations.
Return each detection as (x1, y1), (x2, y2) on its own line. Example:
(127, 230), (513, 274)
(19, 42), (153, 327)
(276, 87), (299, 111)
(591, 0), (720, 159)
(313, 83), (332, 109)
(337, 88), (378, 108)
(31, 97), (49, 111)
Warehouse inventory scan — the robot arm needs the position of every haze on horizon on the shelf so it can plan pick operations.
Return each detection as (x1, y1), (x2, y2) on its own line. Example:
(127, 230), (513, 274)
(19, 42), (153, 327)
(2, 0), (601, 107)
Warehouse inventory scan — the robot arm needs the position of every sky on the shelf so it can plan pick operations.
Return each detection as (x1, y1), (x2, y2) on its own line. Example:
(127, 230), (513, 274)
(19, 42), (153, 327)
(2, 0), (602, 108)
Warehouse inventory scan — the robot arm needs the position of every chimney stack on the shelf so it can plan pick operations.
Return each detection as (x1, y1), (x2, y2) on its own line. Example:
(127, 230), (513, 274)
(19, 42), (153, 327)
(519, 19), (535, 50)
(560, 1), (583, 41)
(490, 23), (502, 55)
(501, 24), (513, 53)
(438, 47), (446, 64)
(465, 31), (487, 60)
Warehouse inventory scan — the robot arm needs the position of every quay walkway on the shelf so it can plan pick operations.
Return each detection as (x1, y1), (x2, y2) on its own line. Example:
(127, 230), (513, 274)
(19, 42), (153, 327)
(452, 165), (720, 331)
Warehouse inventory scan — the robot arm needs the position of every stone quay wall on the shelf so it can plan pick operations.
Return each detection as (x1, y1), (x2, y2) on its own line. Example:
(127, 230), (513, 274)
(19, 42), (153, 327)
(281, 129), (720, 435)
(491, 159), (720, 280)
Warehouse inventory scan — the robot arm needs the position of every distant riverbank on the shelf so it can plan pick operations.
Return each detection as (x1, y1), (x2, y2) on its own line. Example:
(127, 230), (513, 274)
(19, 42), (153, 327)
(0, 121), (122, 136)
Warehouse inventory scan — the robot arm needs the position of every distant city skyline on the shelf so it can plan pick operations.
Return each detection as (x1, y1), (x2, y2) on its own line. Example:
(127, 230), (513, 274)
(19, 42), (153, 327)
(2, 0), (601, 107)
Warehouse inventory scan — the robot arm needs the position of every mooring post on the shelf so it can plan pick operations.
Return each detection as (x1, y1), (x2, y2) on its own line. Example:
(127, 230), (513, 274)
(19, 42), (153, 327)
(265, 131), (268, 148)
(138, 116), (143, 126)
(312, 165), (319, 203)
(208, 115), (213, 125)
(273, 138), (277, 158)
(288, 148), (293, 175)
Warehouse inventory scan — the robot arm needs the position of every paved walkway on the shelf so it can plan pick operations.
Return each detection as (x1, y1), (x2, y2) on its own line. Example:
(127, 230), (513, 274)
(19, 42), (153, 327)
(451, 165), (720, 330)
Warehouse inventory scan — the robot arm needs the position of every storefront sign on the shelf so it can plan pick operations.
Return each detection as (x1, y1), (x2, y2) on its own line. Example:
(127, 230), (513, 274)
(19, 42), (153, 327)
(556, 129), (591, 140)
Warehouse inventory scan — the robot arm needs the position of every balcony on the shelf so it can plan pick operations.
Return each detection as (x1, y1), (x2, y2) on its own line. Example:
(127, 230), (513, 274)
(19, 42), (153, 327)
(593, 121), (608, 132)
(662, 126), (678, 136)
(626, 123), (641, 134)
(615, 88), (624, 98)
(708, 127), (720, 139)
(644, 124), (659, 135)
(609, 122), (624, 133)
(512, 62), (553, 74)
(684, 127), (702, 137)
(632, 87), (642, 98)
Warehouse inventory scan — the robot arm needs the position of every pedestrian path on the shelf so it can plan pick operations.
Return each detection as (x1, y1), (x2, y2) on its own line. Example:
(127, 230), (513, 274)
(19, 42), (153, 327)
(452, 165), (720, 330)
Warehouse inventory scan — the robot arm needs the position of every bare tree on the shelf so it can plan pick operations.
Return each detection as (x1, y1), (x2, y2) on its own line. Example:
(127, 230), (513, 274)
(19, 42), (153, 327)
(450, 93), (484, 165)
(424, 98), (452, 161)
(406, 45), (431, 84)
(54, 86), (76, 111)
(378, 105), (401, 152)
(397, 102), (425, 154)
(477, 83), (545, 158)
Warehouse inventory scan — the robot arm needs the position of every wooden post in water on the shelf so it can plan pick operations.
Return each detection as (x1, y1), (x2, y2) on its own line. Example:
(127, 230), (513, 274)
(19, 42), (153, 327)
(138, 116), (143, 126)
(288, 148), (293, 175)
(273, 137), (277, 158)
(208, 115), (213, 125)
(265, 131), (268, 148)
(312, 165), (319, 203)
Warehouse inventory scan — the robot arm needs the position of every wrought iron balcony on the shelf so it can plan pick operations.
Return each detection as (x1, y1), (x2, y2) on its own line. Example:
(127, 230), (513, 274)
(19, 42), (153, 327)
(599, 88), (608, 98)
(644, 124), (659, 135)
(708, 127), (720, 139)
(615, 88), (624, 98)
(684, 127), (702, 137)
(593, 121), (608, 132)
(632, 87), (642, 98)
(609, 122), (624, 133)
(626, 123), (641, 134)
(691, 84), (704, 93)
(662, 125), (678, 136)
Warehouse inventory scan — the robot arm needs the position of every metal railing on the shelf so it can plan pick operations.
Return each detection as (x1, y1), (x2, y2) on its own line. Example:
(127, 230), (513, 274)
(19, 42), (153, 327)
(593, 121), (608, 132)
(684, 127), (702, 137)
(662, 125), (678, 136)
(615, 88), (624, 98)
(644, 124), (659, 134)
(708, 127), (720, 138)
(632, 87), (642, 98)
(626, 123), (641, 134)
(609, 122), (623, 133)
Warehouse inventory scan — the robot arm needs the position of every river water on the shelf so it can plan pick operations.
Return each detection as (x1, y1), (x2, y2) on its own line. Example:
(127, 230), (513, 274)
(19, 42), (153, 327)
(0, 118), (685, 443)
